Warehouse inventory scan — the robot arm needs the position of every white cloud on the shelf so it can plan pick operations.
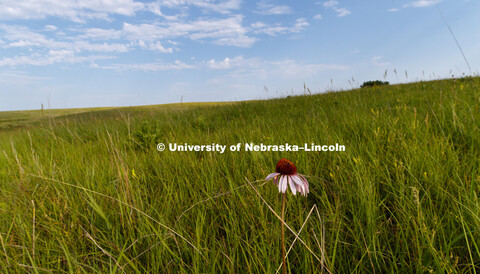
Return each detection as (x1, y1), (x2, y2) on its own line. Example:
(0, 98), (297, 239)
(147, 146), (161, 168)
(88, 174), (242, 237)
(0, 71), (50, 84)
(251, 18), (309, 36)
(372, 56), (389, 67)
(147, 0), (241, 15)
(189, 0), (241, 14)
(251, 24), (290, 36)
(313, 14), (323, 20)
(0, 24), (131, 68)
(322, 1), (339, 8)
(321, 0), (351, 17)
(0, 2), (314, 71)
(390, 0), (440, 12)
(214, 36), (257, 47)
(205, 56), (348, 77)
(80, 28), (123, 40)
(207, 57), (233, 69)
(121, 23), (167, 41)
(203, 56), (350, 93)
(77, 0), (144, 16)
(176, 16), (247, 40)
(0, 13), (260, 70)
(250, 22), (266, 28)
(256, 1), (292, 15)
(101, 60), (194, 71)
(334, 8), (351, 17)
(149, 41), (173, 53)
(72, 41), (130, 52)
(293, 18), (309, 31)
(388, 8), (400, 12)
(403, 0), (441, 8)
(206, 56), (258, 69)
(121, 15), (256, 47)
(0, 24), (130, 53)
(138, 40), (173, 53)
(78, 14), (259, 48)
(44, 25), (58, 31)
(0, 24), (70, 48)
(271, 59), (349, 77)
(0, 51), (114, 67)
(0, 0), (145, 22)
(145, 2), (185, 20)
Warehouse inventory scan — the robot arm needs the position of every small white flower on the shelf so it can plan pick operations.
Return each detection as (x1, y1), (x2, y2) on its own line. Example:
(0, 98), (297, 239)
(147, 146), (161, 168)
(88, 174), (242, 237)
(265, 158), (309, 196)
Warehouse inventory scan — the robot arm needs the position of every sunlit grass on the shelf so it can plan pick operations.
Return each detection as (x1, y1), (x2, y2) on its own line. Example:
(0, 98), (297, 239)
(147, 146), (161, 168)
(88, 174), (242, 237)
(1, 77), (479, 272)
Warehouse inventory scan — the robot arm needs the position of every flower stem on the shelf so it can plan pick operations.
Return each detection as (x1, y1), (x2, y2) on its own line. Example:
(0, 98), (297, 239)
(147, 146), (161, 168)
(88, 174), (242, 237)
(281, 192), (287, 274)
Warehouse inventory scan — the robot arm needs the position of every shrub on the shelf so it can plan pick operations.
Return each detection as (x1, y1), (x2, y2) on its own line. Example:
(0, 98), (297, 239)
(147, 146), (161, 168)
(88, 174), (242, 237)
(361, 80), (389, 88)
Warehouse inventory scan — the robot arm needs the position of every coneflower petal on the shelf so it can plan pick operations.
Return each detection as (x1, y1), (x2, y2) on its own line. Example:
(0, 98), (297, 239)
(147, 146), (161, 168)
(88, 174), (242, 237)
(292, 174), (304, 188)
(265, 172), (280, 181)
(281, 176), (288, 193)
(278, 175), (284, 192)
(291, 174), (301, 184)
(295, 183), (303, 195)
(298, 174), (309, 194)
(293, 174), (309, 195)
(288, 175), (297, 195)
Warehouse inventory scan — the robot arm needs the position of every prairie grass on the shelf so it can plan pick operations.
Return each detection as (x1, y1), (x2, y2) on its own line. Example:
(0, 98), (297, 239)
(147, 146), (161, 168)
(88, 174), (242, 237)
(1, 77), (479, 272)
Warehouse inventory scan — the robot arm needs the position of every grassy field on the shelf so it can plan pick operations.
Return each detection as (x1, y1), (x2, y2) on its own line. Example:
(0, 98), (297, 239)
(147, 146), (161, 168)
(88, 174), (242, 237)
(1, 77), (480, 272)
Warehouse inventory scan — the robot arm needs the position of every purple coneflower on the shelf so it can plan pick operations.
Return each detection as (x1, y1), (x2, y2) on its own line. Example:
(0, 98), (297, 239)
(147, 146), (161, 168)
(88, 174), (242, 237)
(265, 158), (309, 274)
(265, 158), (309, 196)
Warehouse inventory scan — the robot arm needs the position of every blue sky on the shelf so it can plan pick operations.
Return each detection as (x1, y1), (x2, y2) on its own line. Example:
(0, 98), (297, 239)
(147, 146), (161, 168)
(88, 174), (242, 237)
(0, 0), (479, 111)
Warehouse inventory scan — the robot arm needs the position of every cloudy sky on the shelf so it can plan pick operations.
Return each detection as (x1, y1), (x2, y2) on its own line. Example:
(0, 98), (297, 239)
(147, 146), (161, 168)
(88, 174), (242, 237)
(0, 0), (479, 111)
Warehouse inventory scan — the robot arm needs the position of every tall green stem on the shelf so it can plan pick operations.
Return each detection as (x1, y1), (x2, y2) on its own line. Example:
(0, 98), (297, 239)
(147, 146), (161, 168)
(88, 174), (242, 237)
(281, 192), (287, 274)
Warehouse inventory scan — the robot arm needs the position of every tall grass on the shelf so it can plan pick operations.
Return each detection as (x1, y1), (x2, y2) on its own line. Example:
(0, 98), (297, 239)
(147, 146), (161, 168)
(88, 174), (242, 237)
(1, 77), (479, 272)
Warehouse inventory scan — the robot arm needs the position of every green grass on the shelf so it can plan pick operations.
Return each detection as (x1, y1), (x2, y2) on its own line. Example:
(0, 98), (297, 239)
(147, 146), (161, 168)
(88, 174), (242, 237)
(0, 102), (237, 130)
(1, 77), (480, 272)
